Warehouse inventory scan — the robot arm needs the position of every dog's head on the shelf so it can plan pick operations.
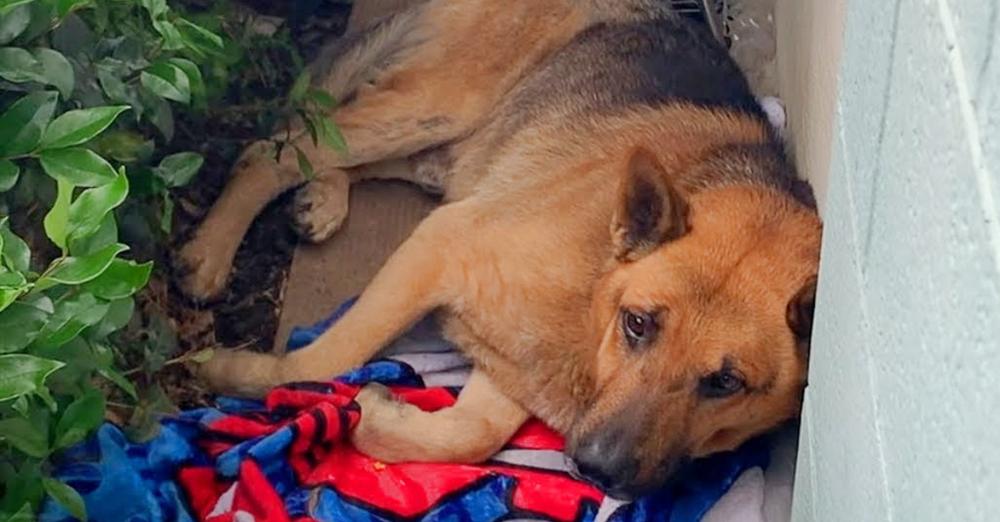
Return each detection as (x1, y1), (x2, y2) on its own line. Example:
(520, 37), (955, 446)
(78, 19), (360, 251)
(568, 147), (821, 498)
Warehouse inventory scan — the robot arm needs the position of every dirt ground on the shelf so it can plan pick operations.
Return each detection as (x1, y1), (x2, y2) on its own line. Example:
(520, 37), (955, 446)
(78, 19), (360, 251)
(136, 1), (354, 411)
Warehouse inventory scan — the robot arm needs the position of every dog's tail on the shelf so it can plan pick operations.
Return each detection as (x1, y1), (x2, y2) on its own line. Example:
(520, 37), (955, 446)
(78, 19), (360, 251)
(308, 5), (427, 104)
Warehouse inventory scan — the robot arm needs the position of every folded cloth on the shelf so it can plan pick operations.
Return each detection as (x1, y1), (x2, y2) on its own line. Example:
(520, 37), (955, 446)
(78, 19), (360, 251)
(41, 298), (768, 522)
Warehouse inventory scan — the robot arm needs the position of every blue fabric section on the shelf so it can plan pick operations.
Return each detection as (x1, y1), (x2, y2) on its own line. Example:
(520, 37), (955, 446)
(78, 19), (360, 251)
(40, 422), (201, 522)
(420, 475), (515, 522)
(286, 296), (358, 351)
(608, 437), (771, 522)
(312, 476), (518, 522)
(41, 297), (769, 521)
(337, 359), (424, 387)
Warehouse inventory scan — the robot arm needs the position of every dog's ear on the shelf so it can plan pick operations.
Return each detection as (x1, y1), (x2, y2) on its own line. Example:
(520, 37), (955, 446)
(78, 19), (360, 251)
(611, 148), (689, 261)
(786, 276), (818, 354)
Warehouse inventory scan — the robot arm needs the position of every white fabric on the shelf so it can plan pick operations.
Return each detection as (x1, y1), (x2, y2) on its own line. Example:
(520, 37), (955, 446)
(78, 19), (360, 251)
(703, 467), (767, 522)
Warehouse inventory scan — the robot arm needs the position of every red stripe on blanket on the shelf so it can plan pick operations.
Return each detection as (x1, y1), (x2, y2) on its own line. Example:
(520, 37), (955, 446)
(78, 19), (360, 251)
(189, 383), (596, 522)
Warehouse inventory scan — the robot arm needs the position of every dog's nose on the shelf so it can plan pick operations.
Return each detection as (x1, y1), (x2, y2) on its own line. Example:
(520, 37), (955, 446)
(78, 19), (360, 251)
(570, 437), (639, 495)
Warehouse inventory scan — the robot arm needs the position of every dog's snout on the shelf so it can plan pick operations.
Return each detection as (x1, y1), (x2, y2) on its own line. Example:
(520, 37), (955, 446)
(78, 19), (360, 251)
(570, 436), (639, 497)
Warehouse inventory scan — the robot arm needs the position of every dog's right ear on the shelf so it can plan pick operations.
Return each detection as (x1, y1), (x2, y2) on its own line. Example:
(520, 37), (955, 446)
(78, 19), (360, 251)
(611, 148), (689, 261)
(787, 276), (818, 356)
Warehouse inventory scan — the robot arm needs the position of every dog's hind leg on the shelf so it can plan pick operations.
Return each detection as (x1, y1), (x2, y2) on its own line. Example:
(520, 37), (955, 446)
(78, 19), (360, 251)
(197, 202), (467, 396)
(175, 7), (466, 300)
(177, 0), (586, 300)
(352, 369), (529, 463)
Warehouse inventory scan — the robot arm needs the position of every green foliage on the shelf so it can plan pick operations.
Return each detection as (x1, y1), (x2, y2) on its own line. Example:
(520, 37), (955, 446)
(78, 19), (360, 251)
(1, 0), (347, 517)
(0, 0), (218, 517)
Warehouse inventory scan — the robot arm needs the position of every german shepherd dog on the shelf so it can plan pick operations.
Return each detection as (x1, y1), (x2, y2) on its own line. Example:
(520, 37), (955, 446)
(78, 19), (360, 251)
(180, 0), (821, 499)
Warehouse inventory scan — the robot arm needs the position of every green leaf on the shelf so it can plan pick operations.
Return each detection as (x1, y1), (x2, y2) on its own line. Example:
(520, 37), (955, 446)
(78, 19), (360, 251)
(35, 242), (127, 290)
(68, 212), (116, 257)
(175, 18), (224, 53)
(0, 91), (58, 156)
(10, 394), (29, 415)
(139, 0), (165, 18)
(32, 48), (74, 99)
(35, 292), (109, 348)
(98, 365), (136, 400)
(167, 57), (204, 103)
(42, 479), (87, 522)
(139, 88), (173, 141)
(90, 130), (154, 163)
(140, 62), (190, 104)
(295, 146), (314, 180)
(154, 151), (202, 187)
(82, 258), (151, 300)
(0, 416), (48, 457)
(87, 296), (131, 339)
(0, 160), (18, 191)
(0, 0), (35, 16)
(39, 147), (117, 186)
(307, 88), (337, 110)
(17, 0), (54, 43)
(0, 300), (49, 353)
(289, 70), (310, 103)
(303, 114), (318, 145)
(316, 116), (347, 154)
(1, 503), (34, 522)
(96, 64), (128, 103)
(0, 464), (43, 518)
(152, 19), (184, 51)
(54, 389), (104, 449)
(0, 46), (43, 83)
(56, 0), (91, 17)
(0, 270), (26, 285)
(0, 3), (31, 45)
(66, 168), (127, 242)
(188, 348), (214, 363)
(0, 353), (64, 402)
(0, 219), (30, 273)
(39, 105), (130, 150)
(159, 191), (173, 233)
(50, 13), (92, 58)
(0, 288), (22, 313)
(43, 177), (72, 249)
(0, 271), (27, 312)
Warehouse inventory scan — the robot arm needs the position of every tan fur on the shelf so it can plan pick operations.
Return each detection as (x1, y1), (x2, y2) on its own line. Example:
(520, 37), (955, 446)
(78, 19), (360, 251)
(184, 0), (822, 495)
(354, 370), (530, 463)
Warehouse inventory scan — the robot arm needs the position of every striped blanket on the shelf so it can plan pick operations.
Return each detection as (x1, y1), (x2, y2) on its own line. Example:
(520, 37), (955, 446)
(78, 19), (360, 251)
(41, 298), (768, 522)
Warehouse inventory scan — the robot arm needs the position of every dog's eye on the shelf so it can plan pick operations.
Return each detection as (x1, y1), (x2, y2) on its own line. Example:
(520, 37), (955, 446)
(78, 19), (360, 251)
(698, 370), (746, 398)
(621, 309), (657, 348)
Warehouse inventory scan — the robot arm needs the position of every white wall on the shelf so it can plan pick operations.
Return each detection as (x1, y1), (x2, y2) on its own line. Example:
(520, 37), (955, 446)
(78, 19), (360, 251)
(775, 0), (846, 213)
(780, 0), (1000, 520)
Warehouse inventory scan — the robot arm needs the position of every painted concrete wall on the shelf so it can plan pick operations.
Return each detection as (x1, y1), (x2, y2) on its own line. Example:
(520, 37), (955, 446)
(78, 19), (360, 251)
(784, 0), (1000, 520)
(775, 0), (846, 213)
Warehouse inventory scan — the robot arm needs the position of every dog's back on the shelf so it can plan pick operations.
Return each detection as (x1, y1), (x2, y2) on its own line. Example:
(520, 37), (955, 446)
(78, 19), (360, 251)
(437, 3), (807, 207)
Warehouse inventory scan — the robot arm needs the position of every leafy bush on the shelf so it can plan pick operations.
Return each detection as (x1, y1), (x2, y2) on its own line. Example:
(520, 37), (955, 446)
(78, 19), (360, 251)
(0, 0), (231, 517)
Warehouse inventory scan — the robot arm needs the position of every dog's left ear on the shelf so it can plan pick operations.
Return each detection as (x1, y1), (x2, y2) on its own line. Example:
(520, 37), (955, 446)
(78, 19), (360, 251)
(611, 148), (689, 261)
(786, 276), (818, 353)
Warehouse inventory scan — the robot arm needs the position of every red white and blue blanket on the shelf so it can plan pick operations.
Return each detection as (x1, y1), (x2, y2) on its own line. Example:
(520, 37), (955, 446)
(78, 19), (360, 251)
(41, 298), (769, 522)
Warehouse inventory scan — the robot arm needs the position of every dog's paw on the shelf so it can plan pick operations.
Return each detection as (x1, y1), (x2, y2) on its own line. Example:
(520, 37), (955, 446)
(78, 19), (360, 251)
(351, 383), (408, 461)
(292, 173), (350, 243)
(354, 382), (398, 408)
(196, 349), (280, 398)
(176, 235), (232, 300)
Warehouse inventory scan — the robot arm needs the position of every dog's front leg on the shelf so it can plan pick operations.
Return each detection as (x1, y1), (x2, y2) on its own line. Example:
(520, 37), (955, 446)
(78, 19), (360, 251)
(198, 203), (466, 397)
(353, 368), (529, 463)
